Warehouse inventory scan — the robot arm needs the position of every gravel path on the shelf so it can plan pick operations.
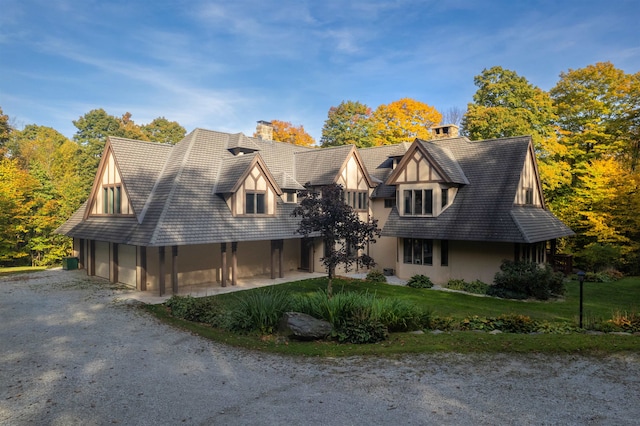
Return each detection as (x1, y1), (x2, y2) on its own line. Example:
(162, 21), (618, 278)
(1, 269), (639, 425)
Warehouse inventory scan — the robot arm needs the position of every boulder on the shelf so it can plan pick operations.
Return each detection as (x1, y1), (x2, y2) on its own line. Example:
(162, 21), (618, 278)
(279, 312), (332, 341)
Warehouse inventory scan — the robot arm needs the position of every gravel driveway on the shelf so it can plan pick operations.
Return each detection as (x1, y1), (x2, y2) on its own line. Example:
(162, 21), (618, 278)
(1, 269), (639, 425)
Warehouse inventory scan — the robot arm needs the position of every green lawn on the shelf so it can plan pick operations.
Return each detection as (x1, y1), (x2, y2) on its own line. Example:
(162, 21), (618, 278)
(0, 266), (49, 277)
(145, 276), (640, 356)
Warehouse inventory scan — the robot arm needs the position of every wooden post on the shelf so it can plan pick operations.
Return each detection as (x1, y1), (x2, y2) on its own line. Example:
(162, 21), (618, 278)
(139, 246), (147, 292)
(221, 243), (227, 287)
(278, 240), (284, 278)
(159, 246), (166, 296)
(78, 238), (85, 270)
(271, 240), (277, 279)
(172, 245), (178, 294)
(231, 242), (238, 286)
(89, 240), (96, 276)
(111, 243), (119, 283)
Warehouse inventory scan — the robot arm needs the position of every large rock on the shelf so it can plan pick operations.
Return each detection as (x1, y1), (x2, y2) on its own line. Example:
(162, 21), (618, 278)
(279, 312), (332, 341)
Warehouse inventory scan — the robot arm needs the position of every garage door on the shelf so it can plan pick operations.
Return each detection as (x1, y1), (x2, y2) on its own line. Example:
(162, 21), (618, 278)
(95, 241), (110, 280)
(118, 245), (137, 286)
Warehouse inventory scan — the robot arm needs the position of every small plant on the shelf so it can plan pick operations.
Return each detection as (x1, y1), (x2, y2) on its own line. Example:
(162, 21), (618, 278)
(406, 274), (434, 289)
(365, 269), (387, 283)
(605, 310), (640, 333)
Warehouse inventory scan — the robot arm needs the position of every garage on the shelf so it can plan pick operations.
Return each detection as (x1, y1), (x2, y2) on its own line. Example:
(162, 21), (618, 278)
(118, 244), (137, 286)
(94, 241), (110, 280)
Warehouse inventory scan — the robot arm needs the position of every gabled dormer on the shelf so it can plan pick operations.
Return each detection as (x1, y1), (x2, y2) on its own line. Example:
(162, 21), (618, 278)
(84, 141), (134, 219)
(386, 139), (468, 217)
(514, 141), (544, 207)
(216, 154), (282, 216)
(335, 147), (374, 212)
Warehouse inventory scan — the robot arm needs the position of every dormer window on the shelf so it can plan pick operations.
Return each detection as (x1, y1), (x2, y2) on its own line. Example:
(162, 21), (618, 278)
(441, 188), (449, 208)
(246, 191), (266, 214)
(103, 185), (122, 215)
(404, 189), (433, 216)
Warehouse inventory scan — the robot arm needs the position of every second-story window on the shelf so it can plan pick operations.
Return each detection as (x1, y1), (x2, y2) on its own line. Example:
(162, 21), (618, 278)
(246, 192), (266, 214)
(404, 189), (433, 215)
(102, 185), (121, 214)
(345, 190), (369, 211)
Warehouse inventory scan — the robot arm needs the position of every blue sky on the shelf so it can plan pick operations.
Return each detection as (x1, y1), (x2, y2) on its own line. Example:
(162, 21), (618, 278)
(1, 0), (639, 143)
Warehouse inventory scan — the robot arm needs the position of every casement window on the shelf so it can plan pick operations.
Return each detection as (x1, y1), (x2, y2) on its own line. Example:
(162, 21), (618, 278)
(245, 192), (266, 214)
(284, 192), (296, 203)
(384, 198), (395, 208)
(102, 185), (122, 215)
(441, 188), (448, 208)
(403, 189), (433, 215)
(525, 188), (534, 205)
(344, 190), (369, 211)
(403, 238), (433, 265)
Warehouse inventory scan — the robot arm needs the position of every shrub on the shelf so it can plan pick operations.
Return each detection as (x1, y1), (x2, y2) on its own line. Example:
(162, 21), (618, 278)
(486, 286), (528, 300)
(365, 269), (387, 283)
(493, 260), (565, 300)
(406, 274), (434, 289)
(226, 288), (293, 334)
(427, 316), (457, 331)
(165, 295), (221, 325)
(446, 279), (490, 295)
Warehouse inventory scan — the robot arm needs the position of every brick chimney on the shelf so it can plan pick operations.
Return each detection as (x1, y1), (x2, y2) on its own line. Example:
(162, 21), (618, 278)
(256, 120), (273, 140)
(431, 124), (459, 139)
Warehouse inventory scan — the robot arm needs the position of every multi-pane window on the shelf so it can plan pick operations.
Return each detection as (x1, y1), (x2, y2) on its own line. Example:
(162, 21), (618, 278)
(403, 238), (433, 265)
(384, 198), (395, 208)
(246, 192), (266, 214)
(441, 188), (448, 208)
(344, 190), (369, 211)
(525, 188), (534, 205)
(102, 185), (122, 214)
(403, 189), (433, 215)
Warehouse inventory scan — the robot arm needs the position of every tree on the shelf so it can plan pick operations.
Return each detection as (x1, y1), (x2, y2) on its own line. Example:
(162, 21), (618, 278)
(142, 117), (186, 144)
(550, 62), (640, 171)
(0, 107), (11, 153)
(0, 158), (39, 265)
(267, 119), (315, 146)
(462, 66), (571, 200)
(320, 101), (374, 148)
(292, 183), (380, 296)
(370, 98), (442, 145)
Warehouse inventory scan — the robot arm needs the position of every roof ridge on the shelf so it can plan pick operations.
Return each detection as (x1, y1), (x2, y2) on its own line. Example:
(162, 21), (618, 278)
(150, 129), (199, 244)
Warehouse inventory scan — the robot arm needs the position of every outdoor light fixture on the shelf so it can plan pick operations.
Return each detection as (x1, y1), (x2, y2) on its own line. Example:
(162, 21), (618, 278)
(577, 270), (585, 328)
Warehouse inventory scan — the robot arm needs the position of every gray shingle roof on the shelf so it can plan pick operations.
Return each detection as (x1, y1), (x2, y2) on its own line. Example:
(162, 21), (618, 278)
(381, 136), (574, 243)
(294, 145), (354, 186)
(58, 130), (573, 247)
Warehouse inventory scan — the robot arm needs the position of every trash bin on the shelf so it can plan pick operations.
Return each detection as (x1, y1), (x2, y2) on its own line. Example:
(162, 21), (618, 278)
(62, 257), (79, 270)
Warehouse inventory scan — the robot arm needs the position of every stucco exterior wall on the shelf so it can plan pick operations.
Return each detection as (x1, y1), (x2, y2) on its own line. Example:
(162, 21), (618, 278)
(395, 239), (514, 284)
(369, 199), (396, 272)
(448, 240), (513, 284)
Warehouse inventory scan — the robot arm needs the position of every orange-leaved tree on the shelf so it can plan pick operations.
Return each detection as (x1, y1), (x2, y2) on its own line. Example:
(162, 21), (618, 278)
(270, 120), (316, 146)
(371, 98), (442, 145)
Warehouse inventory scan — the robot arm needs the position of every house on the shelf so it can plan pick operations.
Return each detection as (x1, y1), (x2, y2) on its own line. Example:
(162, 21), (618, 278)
(57, 122), (574, 294)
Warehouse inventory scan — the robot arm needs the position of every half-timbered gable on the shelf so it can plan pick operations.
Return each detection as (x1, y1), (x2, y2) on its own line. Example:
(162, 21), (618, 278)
(85, 142), (134, 217)
(514, 142), (544, 207)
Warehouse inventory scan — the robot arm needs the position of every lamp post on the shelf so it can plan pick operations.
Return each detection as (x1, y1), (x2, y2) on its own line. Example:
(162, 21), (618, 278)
(577, 270), (585, 328)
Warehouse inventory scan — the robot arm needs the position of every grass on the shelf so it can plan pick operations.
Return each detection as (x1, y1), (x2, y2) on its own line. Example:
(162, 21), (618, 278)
(0, 266), (49, 277)
(145, 276), (640, 356)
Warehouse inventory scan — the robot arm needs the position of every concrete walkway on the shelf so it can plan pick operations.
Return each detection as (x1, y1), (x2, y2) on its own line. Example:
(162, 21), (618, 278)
(91, 270), (408, 305)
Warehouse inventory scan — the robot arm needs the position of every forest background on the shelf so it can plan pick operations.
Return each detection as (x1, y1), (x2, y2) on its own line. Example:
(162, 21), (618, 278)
(1, 61), (638, 274)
